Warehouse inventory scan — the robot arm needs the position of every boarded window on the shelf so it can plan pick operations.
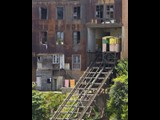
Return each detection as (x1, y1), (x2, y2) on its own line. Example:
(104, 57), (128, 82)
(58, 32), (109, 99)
(40, 7), (48, 20)
(56, 32), (64, 45)
(72, 54), (81, 70)
(73, 31), (80, 44)
(57, 7), (63, 20)
(106, 5), (114, 19)
(40, 31), (47, 44)
(96, 5), (103, 18)
(73, 6), (80, 19)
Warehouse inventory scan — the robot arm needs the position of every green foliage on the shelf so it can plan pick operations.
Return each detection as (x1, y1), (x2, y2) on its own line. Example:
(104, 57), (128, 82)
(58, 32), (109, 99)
(115, 60), (128, 76)
(32, 82), (36, 90)
(43, 92), (67, 116)
(32, 90), (47, 120)
(32, 90), (67, 120)
(107, 60), (128, 120)
(32, 60), (128, 120)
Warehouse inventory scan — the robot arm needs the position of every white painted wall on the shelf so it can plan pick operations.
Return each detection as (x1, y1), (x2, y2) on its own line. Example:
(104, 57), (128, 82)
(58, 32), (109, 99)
(59, 54), (65, 69)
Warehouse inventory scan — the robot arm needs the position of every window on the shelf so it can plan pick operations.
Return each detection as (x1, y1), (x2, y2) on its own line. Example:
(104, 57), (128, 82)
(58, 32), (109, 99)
(96, 5), (103, 18)
(106, 5), (114, 19)
(40, 7), (48, 20)
(53, 54), (59, 64)
(52, 54), (65, 69)
(40, 31), (47, 44)
(57, 7), (63, 20)
(72, 55), (81, 70)
(56, 32), (64, 45)
(73, 31), (80, 44)
(73, 6), (80, 19)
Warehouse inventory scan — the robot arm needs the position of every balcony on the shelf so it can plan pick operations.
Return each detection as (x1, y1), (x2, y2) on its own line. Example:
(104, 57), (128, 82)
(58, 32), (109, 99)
(86, 18), (122, 28)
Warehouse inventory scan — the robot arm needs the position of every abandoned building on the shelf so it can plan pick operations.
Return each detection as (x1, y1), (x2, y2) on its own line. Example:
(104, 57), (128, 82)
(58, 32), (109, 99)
(32, 0), (128, 91)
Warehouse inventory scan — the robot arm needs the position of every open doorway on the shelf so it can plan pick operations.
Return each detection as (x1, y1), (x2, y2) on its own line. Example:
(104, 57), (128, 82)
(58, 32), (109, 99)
(87, 28), (111, 52)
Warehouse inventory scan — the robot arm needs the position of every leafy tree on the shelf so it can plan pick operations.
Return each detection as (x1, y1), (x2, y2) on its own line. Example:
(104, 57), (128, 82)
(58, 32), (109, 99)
(106, 60), (128, 120)
(32, 90), (47, 120)
(32, 83), (67, 120)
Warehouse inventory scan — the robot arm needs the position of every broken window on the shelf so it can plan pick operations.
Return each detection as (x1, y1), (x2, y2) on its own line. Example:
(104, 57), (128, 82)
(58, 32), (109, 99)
(73, 6), (80, 19)
(73, 31), (80, 44)
(57, 7), (63, 20)
(72, 54), (81, 70)
(96, 5), (103, 18)
(106, 5), (114, 19)
(40, 31), (47, 44)
(56, 32), (64, 45)
(40, 7), (48, 20)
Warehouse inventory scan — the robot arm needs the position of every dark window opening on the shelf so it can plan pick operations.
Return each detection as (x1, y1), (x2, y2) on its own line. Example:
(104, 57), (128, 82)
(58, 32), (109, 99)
(73, 7), (80, 19)
(106, 32), (110, 51)
(96, 5), (103, 18)
(37, 57), (40, 61)
(41, 7), (47, 20)
(106, 32), (110, 36)
(57, 7), (63, 20)
(110, 12), (114, 19)
(41, 32), (47, 44)
(47, 78), (51, 83)
(73, 31), (80, 44)
(106, 5), (114, 20)
(106, 38), (110, 51)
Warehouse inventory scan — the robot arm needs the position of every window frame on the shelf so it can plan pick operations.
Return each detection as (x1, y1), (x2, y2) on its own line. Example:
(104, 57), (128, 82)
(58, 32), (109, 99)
(73, 31), (80, 45)
(52, 54), (60, 64)
(72, 54), (81, 70)
(40, 31), (48, 45)
(95, 5), (104, 19)
(57, 6), (64, 20)
(106, 4), (115, 20)
(73, 6), (81, 20)
(39, 7), (48, 20)
(56, 31), (64, 45)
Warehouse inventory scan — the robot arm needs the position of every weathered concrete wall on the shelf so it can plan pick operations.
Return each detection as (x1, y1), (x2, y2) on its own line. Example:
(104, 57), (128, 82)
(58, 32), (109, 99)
(37, 54), (53, 69)
(122, 0), (128, 59)
(36, 69), (53, 91)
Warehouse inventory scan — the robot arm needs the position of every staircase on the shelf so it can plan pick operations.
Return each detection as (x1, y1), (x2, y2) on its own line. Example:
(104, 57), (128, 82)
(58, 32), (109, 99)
(50, 52), (117, 120)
